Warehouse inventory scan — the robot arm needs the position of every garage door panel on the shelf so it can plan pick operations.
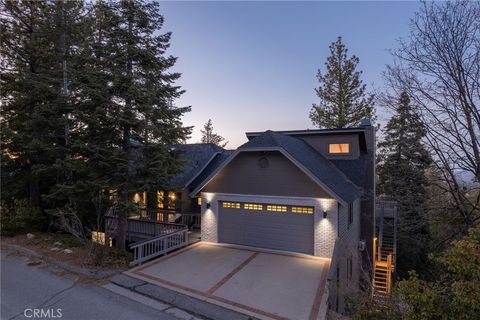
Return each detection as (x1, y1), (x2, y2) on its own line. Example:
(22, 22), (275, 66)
(218, 204), (314, 255)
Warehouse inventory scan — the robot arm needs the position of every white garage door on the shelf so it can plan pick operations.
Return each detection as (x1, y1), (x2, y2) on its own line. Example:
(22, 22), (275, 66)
(218, 201), (314, 255)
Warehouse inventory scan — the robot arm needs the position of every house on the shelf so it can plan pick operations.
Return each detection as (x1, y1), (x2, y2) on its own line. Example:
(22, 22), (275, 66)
(189, 120), (376, 315)
(126, 120), (376, 315)
(130, 143), (232, 224)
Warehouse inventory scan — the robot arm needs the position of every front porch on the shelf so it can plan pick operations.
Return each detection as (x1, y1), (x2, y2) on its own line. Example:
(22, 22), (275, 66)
(105, 209), (201, 265)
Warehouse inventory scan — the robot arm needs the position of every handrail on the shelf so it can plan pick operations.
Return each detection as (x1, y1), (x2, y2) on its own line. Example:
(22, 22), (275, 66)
(386, 254), (393, 293)
(129, 227), (188, 266)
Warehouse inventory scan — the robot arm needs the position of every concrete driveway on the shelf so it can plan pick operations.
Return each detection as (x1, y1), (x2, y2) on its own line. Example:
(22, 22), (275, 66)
(126, 242), (331, 320)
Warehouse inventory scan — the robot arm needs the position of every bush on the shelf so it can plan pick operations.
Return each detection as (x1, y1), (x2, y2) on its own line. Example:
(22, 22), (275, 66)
(0, 199), (46, 236)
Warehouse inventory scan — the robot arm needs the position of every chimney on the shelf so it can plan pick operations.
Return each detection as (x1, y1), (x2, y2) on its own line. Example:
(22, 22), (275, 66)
(360, 118), (371, 126)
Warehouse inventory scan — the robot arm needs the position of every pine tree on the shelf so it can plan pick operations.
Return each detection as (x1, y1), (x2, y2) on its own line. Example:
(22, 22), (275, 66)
(62, 0), (192, 249)
(1, 0), (84, 211)
(377, 92), (432, 276)
(309, 37), (374, 128)
(200, 119), (228, 147)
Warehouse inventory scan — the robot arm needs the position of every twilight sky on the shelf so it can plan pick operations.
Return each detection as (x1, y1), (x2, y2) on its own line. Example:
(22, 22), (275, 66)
(159, 1), (421, 148)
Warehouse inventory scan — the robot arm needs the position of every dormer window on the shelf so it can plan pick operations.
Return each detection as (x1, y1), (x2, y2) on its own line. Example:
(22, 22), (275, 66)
(329, 143), (350, 154)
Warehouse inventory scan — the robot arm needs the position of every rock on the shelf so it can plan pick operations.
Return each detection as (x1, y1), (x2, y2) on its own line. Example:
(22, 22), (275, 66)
(63, 249), (73, 254)
(26, 233), (35, 239)
(53, 241), (62, 246)
(50, 247), (60, 251)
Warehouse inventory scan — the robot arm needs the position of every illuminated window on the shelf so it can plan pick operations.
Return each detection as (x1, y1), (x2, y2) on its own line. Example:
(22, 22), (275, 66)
(291, 206), (314, 214)
(328, 143), (350, 154)
(222, 202), (241, 209)
(168, 191), (176, 209)
(157, 191), (164, 208)
(91, 231), (112, 247)
(197, 197), (202, 206)
(132, 192), (146, 208)
(266, 205), (287, 212)
(244, 203), (263, 210)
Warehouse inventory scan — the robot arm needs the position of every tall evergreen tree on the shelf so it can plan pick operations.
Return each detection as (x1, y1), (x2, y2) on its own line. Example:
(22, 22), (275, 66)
(1, 0), (84, 212)
(200, 119), (228, 147)
(309, 37), (374, 128)
(377, 92), (432, 276)
(61, 0), (192, 249)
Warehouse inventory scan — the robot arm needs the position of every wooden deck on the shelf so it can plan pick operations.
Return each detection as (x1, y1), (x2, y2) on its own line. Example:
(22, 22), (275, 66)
(105, 211), (201, 266)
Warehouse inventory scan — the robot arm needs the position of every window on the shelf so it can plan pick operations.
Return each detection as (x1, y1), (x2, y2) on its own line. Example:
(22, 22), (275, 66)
(328, 143), (350, 154)
(197, 196), (202, 206)
(157, 191), (164, 208)
(91, 231), (112, 247)
(222, 202), (241, 209)
(244, 203), (263, 210)
(266, 205), (287, 212)
(348, 203), (353, 227)
(291, 206), (314, 214)
(167, 191), (176, 209)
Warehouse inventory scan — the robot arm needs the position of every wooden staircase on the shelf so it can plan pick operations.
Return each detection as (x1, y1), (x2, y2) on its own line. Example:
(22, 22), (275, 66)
(372, 199), (397, 302)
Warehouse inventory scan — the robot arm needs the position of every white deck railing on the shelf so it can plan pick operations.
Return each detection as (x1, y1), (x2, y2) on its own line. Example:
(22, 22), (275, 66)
(129, 228), (188, 266)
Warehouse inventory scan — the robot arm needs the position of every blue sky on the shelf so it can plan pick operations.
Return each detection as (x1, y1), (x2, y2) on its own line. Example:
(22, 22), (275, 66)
(159, 1), (421, 148)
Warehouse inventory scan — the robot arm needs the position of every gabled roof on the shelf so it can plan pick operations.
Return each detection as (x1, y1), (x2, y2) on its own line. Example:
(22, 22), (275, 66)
(169, 143), (225, 188)
(187, 150), (234, 191)
(190, 131), (361, 204)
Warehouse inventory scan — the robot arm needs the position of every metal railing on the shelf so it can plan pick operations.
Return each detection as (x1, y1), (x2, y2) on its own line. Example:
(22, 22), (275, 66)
(129, 228), (188, 266)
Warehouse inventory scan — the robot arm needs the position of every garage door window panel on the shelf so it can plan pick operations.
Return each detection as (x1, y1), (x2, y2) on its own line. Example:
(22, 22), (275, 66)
(244, 203), (263, 210)
(291, 206), (314, 214)
(222, 202), (241, 209)
(266, 205), (287, 212)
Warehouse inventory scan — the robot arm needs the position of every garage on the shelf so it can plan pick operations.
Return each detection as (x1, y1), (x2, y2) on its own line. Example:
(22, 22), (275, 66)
(218, 201), (314, 254)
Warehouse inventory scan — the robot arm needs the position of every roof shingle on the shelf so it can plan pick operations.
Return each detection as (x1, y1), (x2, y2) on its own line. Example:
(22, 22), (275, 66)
(239, 131), (361, 203)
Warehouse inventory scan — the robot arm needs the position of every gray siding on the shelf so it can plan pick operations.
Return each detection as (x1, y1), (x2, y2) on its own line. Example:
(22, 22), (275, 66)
(203, 151), (332, 199)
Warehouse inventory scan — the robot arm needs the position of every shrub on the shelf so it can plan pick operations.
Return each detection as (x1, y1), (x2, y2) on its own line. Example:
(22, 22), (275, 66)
(0, 199), (46, 236)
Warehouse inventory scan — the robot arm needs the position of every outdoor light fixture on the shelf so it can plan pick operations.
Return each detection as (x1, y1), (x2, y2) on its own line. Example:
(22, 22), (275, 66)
(323, 211), (327, 219)
(206, 202), (211, 209)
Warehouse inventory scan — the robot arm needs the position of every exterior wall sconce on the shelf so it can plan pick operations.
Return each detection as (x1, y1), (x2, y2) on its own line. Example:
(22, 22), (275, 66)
(323, 211), (327, 219)
(206, 202), (211, 209)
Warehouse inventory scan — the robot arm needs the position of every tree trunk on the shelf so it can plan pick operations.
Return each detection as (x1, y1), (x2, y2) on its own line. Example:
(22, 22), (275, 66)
(115, 192), (128, 250)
